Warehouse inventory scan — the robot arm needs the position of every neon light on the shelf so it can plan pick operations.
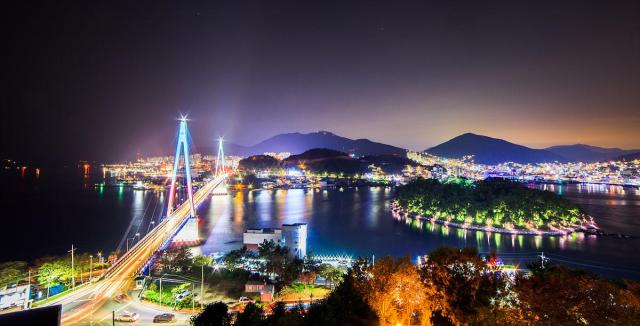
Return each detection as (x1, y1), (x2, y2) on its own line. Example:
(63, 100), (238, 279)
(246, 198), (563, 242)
(167, 118), (196, 218)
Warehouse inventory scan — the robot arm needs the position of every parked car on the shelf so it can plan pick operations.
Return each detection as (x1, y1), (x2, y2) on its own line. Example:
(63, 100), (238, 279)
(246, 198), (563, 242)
(115, 311), (139, 322)
(174, 289), (190, 301)
(153, 313), (176, 323)
(238, 296), (254, 304)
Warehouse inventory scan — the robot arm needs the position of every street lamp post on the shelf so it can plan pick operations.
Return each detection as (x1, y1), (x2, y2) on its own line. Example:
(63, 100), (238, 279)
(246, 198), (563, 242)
(69, 244), (76, 289)
(126, 233), (141, 252)
(159, 278), (163, 306)
(89, 255), (93, 282)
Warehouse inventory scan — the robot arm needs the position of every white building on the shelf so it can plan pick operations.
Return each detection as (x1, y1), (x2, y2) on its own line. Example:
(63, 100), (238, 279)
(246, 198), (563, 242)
(243, 228), (282, 251)
(0, 284), (30, 310)
(282, 223), (308, 259)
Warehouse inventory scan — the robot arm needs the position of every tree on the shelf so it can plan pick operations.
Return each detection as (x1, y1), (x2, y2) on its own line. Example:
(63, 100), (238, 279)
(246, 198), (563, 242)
(515, 266), (640, 324)
(264, 301), (305, 326)
(318, 264), (344, 288)
(298, 271), (316, 285)
(154, 246), (193, 273)
(419, 247), (504, 325)
(194, 255), (214, 267)
(223, 247), (249, 271)
(306, 259), (377, 326)
(191, 301), (230, 326)
(359, 256), (435, 325)
(38, 260), (73, 287)
(0, 261), (27, 287)
(395, 178), (584, 231)
(303, 251), (321, 273)
(235, 303), (264, 326)
(257, 241), (303, 287)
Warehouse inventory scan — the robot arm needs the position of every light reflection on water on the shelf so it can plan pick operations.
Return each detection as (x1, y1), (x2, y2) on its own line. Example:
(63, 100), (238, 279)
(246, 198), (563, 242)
(196, 185), (640, 279)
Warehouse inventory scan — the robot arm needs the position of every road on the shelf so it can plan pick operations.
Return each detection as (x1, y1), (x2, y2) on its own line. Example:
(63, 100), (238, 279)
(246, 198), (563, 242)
(47, 175), (226, 325)
(82, 291), (192, 326)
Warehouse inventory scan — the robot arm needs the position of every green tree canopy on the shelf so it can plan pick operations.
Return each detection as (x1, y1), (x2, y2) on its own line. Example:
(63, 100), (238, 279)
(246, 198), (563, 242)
(0, 261), (28, 287)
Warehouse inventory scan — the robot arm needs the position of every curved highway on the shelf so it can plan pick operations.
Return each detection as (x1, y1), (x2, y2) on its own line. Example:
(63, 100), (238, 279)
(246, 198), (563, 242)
(45, 175), (226, 325)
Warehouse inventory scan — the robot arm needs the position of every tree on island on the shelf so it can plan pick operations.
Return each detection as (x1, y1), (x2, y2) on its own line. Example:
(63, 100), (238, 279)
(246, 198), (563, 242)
(395, 178), (585, 231)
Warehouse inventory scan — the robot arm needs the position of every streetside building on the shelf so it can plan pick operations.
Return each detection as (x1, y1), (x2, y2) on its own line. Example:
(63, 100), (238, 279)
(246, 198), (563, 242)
(282, 223), (308, 259)
(243, 228), (282, 251)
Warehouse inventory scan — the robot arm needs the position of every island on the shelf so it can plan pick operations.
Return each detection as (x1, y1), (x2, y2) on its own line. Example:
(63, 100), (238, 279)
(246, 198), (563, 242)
(393, 178), (595, 235)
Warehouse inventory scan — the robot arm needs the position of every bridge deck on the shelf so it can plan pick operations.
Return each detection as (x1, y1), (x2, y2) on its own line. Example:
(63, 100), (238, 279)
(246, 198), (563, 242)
(52, 175), (227, 325)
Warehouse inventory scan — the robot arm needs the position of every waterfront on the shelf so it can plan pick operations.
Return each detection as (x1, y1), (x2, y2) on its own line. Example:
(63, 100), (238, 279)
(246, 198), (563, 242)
(2, 169), (640, 279)
(198, 185), (640, 279)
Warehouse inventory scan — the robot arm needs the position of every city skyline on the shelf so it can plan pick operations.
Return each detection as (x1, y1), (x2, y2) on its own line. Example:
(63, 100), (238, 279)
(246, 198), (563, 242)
(2, 2), (640, 325)
(3, 1), (640, 161)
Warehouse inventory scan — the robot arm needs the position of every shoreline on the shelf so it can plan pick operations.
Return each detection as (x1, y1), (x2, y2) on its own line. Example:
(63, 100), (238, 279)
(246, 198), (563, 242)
(391, 201), (597, 236)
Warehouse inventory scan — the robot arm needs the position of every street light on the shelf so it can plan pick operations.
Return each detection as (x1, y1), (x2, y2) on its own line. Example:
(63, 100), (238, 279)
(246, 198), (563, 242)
(126, 233), (141, 252)
(89, 255), (93, 283)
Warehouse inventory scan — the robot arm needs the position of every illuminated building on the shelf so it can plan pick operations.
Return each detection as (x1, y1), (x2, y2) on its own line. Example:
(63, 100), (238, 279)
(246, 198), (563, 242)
(282, 223), (308, 258)
(243, 228), (283, 251)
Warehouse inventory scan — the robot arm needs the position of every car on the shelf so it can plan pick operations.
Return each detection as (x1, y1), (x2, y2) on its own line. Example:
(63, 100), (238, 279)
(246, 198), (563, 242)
(115, 311), (139, 322)
(174, 289), (190, 301)
(153, 313), (177, 323)
(238, 296), (254, 304)
(114, 293), (129, 303)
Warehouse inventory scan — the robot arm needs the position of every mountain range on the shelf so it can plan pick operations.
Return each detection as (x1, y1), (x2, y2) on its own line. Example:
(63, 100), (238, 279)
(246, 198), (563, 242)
(221, 130), (638, 165)
(426, 133), (639, 164)
(224, 131), (406, 157)
(545, 144), (638, 163)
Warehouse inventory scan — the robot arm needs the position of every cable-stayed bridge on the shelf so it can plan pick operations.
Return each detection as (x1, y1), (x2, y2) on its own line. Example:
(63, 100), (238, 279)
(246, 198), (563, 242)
(41, 117), (229, 325)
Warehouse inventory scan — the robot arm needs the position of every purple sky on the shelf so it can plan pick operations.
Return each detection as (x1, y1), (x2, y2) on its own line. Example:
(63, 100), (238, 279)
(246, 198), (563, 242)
(3, 1), (640, 162)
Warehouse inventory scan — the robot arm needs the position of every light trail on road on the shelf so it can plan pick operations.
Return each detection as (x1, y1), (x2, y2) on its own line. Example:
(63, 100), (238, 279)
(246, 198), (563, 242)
(48, 175), (226, 325)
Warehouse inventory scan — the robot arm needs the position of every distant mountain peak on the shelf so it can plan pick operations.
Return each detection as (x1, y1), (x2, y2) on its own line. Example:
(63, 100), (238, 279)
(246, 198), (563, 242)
(546, 144), (639, 162)
(225, 130), (406, 157)
(426, 133), (565, 165)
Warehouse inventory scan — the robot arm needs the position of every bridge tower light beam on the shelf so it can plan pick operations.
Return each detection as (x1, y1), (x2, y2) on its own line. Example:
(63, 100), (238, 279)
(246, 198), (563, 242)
(167, 116), (196, 218)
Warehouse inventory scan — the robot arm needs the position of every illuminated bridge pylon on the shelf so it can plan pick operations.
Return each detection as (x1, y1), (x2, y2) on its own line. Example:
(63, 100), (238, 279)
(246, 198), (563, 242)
(214, 137), (225, 176)
(167, 116), (196, 218)
(213, 137), (228, 195)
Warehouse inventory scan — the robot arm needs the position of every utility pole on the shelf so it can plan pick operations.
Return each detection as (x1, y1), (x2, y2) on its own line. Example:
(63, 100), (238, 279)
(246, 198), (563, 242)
(69, 244), (76, 289)
(192, 283), (195, 310)
(27, 269), (31, 309)
(47, 274), (51, 300)
(200, 264), (204, 309)
(112, 310), (115, 326)
(159, 278), (163, 306)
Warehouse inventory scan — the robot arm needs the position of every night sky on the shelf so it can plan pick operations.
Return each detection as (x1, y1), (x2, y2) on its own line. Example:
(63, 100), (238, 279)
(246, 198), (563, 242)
(3, 1), (640, 162)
